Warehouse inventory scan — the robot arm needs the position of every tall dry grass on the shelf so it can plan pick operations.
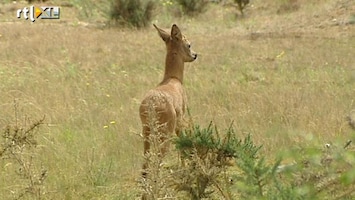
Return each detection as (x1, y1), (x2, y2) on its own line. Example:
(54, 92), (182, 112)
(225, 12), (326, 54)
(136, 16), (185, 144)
(0, 0), (354, 198)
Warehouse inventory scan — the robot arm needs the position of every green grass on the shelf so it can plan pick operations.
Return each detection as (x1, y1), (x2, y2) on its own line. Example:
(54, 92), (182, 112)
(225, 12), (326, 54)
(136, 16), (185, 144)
(0, 0), (354, 198)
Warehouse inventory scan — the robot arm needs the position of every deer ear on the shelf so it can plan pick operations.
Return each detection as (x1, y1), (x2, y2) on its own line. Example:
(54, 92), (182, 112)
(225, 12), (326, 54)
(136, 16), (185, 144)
(171, 24), (182, 41)
(153, 24), (170, 42)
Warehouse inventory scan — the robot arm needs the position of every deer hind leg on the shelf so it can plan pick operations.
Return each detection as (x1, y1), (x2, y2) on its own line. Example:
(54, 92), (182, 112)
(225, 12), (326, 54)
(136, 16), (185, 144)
(143, 127), (150, 156)
(174, 113), (186, 166)
(142, 124), (150, 177)
(157, 107), (176, 157)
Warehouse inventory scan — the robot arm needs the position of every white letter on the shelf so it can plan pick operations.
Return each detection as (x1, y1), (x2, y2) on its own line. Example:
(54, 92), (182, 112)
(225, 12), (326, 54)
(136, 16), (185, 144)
(29, 6), (35, 22)
(16, 9), (22, 18)
(23, 7), (29, 20)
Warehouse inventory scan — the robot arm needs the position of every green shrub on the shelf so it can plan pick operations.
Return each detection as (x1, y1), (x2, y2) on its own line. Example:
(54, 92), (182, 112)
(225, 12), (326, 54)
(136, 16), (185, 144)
(174, 122), (242, 199)
(110, 0), (155, 28)
(173, 122), (287, 199)
(176, 0), (208, 16)
(234, 0), (250, 15)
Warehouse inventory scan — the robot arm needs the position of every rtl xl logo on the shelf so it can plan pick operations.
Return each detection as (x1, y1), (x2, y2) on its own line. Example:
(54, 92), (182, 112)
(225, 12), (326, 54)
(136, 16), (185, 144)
(17, 6), (60, 22)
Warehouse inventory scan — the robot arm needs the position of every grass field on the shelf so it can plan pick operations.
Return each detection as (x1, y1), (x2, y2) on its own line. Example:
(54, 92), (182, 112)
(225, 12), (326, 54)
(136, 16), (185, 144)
(0, 0), (355, 199)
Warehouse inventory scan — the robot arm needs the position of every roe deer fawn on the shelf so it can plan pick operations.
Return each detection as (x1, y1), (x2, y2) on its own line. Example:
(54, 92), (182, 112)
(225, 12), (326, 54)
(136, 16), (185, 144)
(139, 24), (197, 176)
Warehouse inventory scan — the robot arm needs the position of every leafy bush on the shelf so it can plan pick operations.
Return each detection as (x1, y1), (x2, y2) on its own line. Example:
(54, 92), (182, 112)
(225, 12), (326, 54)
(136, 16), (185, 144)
(176, 0), (208, 16)
(175, 122), (289, 199)
(110, 0), (155, 28)
(234, 0), (250, 15)
(174, 122), (242, 199)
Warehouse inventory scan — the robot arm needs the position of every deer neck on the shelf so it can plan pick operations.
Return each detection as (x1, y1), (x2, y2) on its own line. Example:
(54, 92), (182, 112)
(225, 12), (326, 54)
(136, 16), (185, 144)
(162, 52), (184, 84)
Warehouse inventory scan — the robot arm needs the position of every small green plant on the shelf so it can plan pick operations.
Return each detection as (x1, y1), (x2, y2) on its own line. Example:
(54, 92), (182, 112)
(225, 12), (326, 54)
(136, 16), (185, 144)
(230, 135), (281, 198)
(86, 148), (114, 187)
(176, 0), (208, 16)
(109, 0), (155, 28)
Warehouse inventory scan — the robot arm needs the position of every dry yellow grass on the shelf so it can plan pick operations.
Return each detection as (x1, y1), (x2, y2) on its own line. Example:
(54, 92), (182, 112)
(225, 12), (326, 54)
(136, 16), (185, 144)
(0, 0), (354, 199)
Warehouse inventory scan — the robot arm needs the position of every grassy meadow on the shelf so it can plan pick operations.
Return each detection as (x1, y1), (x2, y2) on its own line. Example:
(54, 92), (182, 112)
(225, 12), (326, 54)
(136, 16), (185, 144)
(0, 0), (355, 199)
